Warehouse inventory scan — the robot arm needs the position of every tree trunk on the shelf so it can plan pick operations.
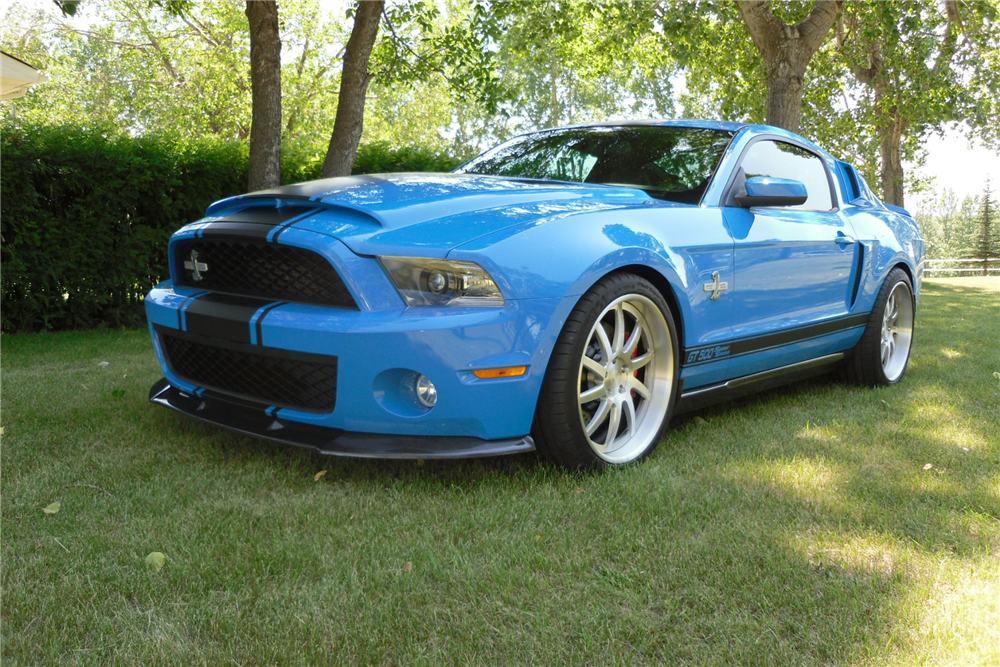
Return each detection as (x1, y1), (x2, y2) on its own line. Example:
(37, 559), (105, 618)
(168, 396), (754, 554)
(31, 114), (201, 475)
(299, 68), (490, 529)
(874, 86), (907, 208)
(764, 55), (808, 132)
(246, 1), (282, 191)
(322, 0), (384, 179)
(736, 0), (842, 133)
(878, 115), (906, 208)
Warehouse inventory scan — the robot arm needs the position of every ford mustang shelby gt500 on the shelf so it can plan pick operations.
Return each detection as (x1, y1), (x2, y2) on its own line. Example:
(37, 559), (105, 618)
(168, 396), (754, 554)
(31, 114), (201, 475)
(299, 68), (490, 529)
(146, 120), (922, 468)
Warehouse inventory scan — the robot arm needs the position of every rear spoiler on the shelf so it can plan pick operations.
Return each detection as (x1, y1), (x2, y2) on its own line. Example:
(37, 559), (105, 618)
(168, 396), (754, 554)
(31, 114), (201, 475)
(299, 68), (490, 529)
(883, 202), (912, 218)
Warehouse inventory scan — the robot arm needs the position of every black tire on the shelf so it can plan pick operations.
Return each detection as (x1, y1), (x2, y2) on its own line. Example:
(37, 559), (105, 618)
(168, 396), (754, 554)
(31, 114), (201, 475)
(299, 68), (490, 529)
(533, 273), (679, 469)
(841, 267), (915, 386)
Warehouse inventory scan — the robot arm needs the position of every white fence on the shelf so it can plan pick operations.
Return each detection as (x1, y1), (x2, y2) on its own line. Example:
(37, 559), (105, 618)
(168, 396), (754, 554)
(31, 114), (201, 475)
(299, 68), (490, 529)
(924, 258), (1000, 275)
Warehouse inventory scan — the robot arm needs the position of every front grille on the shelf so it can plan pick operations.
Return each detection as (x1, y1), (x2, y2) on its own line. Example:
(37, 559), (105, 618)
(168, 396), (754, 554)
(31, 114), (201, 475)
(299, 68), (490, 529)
(160, 330), (338, 413)
(174, 239), (357, 308)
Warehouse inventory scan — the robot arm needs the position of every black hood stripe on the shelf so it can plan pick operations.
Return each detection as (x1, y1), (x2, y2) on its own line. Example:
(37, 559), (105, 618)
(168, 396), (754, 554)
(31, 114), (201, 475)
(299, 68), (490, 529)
(176, 290), (209, 331)
(267, 209), (323, 243)
(184, 293), (275, 344)
(196, 205), (318, 241)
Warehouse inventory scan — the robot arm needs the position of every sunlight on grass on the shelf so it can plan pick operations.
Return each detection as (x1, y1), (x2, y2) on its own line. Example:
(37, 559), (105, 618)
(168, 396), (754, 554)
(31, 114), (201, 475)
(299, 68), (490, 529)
(797, 420), (841, 442)
(787, 529), (905, 577)
(939, 347), (964, 359)
(907, 558), (1000, 666)
(785, 529), (1000, 666)
(731, 455), (846, 507)
(906, 385), (996, 452)
(926, 276), (1000, 293)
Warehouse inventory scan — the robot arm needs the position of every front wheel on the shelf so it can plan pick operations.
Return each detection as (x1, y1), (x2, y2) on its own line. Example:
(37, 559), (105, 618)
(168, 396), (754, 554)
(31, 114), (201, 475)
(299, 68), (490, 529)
(842, 267), (915, 386)
(534, 273), (679, 469)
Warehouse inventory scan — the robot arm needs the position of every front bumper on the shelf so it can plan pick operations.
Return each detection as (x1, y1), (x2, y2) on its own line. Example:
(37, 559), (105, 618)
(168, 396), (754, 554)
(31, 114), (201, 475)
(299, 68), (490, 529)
(150, 379), (535, 458)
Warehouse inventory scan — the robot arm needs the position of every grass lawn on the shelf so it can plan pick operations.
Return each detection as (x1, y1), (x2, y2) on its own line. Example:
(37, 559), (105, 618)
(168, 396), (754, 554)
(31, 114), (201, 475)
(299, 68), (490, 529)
(2, 276), (998, 666)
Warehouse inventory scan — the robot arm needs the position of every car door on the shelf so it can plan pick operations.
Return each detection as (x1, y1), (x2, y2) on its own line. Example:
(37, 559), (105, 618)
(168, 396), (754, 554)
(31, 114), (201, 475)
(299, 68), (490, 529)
(721, 138), (863, 376)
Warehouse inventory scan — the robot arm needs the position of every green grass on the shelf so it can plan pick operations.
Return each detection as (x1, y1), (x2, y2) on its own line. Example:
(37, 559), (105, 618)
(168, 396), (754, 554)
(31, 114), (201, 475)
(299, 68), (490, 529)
(2, 276), (998, 666)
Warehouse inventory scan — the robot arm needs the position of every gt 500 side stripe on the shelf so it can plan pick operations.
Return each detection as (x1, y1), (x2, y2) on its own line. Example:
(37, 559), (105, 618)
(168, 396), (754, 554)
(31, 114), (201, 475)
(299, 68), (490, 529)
(683, 312), (869, 367)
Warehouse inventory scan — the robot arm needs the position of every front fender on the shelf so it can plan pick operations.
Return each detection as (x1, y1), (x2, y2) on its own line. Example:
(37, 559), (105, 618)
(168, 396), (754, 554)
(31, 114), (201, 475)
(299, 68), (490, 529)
(451, 205), (737, 388)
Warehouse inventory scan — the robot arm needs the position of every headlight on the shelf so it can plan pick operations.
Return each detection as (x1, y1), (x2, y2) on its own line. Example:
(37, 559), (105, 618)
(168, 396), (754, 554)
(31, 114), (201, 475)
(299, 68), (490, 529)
(379, 256), (505, 307)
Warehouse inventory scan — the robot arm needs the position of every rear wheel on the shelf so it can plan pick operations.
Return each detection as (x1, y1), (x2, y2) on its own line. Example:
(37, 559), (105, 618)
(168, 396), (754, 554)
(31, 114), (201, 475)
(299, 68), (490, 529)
(842, 267), (915, 386)
(534, 273), (678, 468)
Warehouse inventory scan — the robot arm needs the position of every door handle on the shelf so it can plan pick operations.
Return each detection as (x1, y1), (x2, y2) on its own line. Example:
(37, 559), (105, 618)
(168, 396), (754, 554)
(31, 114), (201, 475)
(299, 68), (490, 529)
(834, 234), (856, 247)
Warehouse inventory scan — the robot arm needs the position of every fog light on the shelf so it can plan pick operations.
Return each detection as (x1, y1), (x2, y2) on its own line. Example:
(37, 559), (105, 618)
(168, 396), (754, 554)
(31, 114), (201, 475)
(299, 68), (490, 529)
(415, 374), (437, 408)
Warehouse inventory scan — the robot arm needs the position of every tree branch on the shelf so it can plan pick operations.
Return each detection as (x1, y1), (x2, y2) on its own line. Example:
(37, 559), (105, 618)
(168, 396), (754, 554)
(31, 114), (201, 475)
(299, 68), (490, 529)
(797, 0), (844, 55)
(123, 0), (184, 82)
(735, 1), (784, 60)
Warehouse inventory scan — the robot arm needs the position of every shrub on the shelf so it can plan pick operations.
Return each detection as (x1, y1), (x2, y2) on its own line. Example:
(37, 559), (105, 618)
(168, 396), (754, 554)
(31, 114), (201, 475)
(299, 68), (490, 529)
(1, 125), (462, 332)
(354, 141), (462, 174)
(1, 126), (247, 331)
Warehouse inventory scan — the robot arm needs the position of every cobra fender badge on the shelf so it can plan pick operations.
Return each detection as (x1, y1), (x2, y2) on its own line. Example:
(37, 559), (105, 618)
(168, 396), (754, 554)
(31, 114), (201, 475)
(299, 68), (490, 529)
(184, 249), (208, 282)
(703, 271), (728, 301)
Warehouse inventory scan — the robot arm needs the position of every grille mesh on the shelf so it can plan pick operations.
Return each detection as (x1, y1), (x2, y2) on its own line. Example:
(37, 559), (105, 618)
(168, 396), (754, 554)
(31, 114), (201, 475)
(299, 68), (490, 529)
(175, 239), (356, 308)
(161, 332), (338, 412)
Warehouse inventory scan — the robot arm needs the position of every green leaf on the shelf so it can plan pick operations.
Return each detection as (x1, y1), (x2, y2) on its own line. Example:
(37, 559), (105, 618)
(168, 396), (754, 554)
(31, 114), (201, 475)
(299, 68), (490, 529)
(145, 552), (166, 572)
(42, 501), (61, 515)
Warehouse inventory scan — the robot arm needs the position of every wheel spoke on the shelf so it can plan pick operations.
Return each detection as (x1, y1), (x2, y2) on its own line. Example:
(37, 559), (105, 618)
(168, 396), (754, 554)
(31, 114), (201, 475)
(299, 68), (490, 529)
(631, 350), (654, 371)
(579, 384), (605, 404)
(624, 319), (643, 356)
(612, 304), (626, 353)
(585, 399), (611, 437)
(629, 376), (651, 400)
(594, 324), (613, 363)
(604, 401), (622, 449)
(621, 398), (636, 436)
(582, 355), (606, 379)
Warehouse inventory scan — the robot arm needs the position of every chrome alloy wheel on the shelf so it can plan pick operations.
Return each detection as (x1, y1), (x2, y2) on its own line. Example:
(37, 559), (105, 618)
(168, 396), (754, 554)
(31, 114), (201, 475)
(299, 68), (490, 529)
(880, 280), (914, 383)
(577, 294), (675, 463)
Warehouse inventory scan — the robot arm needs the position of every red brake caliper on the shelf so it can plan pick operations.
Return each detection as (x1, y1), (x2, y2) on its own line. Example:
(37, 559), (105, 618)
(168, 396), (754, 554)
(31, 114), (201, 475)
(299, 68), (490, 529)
(624, 331), (640, 399)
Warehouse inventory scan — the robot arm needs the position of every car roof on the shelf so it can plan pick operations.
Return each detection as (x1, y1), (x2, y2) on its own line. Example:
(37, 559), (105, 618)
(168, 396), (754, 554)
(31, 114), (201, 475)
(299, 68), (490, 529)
(581, 118), (749, 132)
(531, 119), (826, 150)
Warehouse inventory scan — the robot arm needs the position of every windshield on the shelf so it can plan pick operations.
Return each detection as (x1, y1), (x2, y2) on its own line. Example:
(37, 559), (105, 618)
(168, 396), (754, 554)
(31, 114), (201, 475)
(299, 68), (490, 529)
(457, 126), (735, 204)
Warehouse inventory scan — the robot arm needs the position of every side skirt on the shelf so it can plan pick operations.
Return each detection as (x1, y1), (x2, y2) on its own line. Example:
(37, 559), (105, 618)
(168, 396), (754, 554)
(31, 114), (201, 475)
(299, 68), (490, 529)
(675, 352), (845, 415)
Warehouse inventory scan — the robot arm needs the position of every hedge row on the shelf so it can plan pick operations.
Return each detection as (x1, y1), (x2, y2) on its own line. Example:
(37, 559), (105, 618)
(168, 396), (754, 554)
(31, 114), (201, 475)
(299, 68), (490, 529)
(1, 125), (461, 332)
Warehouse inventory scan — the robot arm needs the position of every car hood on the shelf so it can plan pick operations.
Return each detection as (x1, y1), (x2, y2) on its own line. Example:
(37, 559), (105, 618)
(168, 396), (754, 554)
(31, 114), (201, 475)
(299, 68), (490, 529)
(201, 173), (682, 257)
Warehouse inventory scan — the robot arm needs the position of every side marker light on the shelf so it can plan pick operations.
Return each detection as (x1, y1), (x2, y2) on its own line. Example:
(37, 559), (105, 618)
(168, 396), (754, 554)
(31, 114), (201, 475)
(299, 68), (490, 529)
(472, 366), (528, 379)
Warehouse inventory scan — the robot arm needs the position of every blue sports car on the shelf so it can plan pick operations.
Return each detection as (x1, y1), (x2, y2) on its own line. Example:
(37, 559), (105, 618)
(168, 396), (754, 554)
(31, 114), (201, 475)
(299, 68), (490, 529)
(146, 120), (923, 468)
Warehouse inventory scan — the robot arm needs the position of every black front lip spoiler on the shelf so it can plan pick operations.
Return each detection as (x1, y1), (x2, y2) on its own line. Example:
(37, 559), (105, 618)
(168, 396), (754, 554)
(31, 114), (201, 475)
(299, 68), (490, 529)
(149, 378), (535, 459)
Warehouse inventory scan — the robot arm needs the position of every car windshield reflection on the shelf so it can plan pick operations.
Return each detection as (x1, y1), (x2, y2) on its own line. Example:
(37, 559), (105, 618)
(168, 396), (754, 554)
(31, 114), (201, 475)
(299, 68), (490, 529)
(457, 126), (735, 205)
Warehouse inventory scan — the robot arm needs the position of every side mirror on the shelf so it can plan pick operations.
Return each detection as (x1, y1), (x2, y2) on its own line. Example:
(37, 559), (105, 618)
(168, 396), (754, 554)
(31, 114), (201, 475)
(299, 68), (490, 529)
(736, 176), (808, 208)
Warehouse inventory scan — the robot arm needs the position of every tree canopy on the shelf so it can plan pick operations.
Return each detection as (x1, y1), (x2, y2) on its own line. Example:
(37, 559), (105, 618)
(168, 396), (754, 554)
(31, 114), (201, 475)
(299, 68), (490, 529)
(1, 0), (998, 205)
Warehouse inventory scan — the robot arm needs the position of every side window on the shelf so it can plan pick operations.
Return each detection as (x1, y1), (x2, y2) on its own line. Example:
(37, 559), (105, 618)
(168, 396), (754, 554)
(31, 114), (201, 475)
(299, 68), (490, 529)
(737, 140), (834, 210)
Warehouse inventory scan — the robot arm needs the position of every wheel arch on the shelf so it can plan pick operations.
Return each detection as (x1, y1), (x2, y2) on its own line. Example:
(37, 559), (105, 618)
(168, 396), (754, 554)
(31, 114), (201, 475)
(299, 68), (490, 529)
(892, 260), (914, 287)
(609, 263), (686, 353)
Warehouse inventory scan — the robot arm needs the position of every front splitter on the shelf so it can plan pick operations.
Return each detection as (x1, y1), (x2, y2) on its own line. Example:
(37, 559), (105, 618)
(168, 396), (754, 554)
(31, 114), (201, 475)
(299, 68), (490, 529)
(149, 378), (535, 459)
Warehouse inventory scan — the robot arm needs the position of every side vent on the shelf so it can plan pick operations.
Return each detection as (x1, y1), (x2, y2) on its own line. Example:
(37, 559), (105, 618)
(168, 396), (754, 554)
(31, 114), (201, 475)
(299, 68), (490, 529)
(849, 243), (865, 308)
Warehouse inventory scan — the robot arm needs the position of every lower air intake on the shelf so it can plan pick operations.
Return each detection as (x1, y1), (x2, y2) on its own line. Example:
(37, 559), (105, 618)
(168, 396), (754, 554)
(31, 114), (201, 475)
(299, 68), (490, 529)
(160, 330), (338, 413)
